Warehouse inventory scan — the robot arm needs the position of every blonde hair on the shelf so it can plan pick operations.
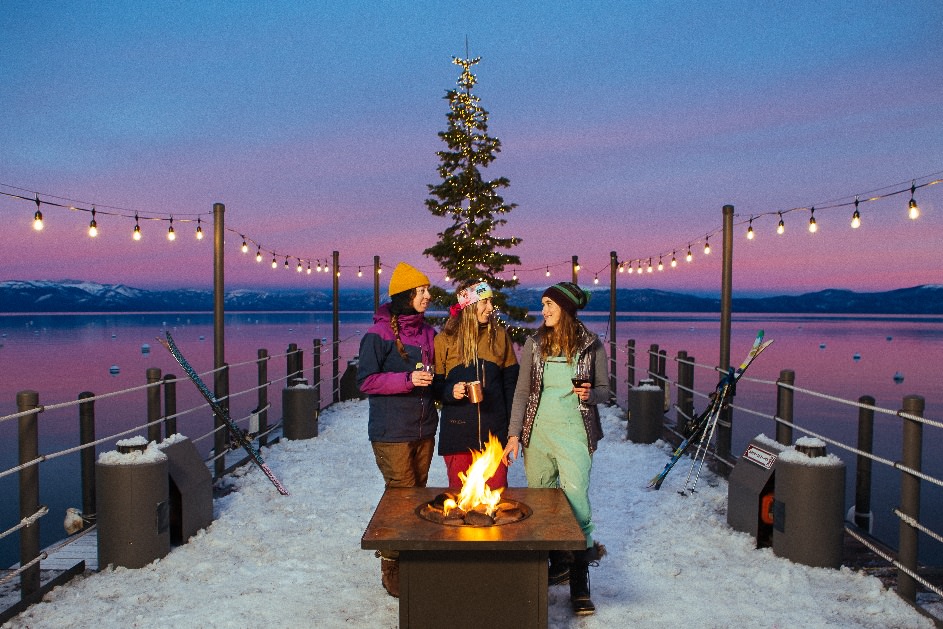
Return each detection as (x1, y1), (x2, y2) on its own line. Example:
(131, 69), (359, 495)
(441, 290), (498, 367)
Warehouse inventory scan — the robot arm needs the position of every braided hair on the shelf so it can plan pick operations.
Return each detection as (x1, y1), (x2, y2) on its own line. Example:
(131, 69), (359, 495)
(389, 288), (418, 361)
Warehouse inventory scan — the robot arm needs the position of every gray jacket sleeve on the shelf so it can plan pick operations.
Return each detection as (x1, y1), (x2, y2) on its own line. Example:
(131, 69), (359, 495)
(507, 336), (535, 439)
(587, 340), (611, 406)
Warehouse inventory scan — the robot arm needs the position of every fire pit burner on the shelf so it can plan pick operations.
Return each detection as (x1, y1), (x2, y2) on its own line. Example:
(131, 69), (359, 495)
(417, 493), (533, 526)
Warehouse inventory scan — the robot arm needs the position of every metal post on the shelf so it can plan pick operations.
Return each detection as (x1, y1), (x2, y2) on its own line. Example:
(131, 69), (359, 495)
(16, 390), (41, 597)
(897, 394), (924, 602)
(716, 204), (735, 462)
(658, 349), (668, 411)
(854, 395), (875, 531)
(373, 255), (381, 313)
(609, 251), (618, 399)
(213, 202), (225, 372)
(257, 349), (269, 447)
(78, 391), (96, 519)
(213, 364), (229, 479)
(333, 250), (340, 403)
(571, 255), (579, 284)
(163, 374), (177, 437)
(626, 339), (636, 388)
(313, 338), (322, 410)
(676, 351), (694, 430)
(775, 370), (795, 446)
(146, 367), (162, 443)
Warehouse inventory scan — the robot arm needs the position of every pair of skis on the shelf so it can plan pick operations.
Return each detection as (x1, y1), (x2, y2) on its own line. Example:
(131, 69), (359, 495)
(159, 331), (290, 496)
(647, 330), (773, 493)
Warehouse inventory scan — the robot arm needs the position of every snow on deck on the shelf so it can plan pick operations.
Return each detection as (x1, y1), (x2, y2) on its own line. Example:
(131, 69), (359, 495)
(2, 400), (938, 628)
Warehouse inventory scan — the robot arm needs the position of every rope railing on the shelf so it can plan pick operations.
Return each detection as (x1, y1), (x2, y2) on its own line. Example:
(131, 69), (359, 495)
(0, 524), (99, 589)
(844, 525), (943, 600)
(0, 506), (48, 542)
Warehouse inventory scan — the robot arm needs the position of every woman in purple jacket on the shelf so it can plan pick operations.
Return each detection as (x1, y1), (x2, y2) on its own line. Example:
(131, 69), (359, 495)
(356, 261), (438, 598)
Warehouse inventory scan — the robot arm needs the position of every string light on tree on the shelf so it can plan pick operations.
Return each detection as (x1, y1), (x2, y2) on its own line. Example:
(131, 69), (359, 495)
(808, 207), (818, 233)
(851, 197), (861, 229)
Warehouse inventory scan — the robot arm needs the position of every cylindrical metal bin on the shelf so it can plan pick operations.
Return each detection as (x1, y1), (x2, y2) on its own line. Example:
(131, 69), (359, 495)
(283, 382), (318, 440)
(627, 382), (662, 444)
(96, 443), (170, 569)
(772, 439), (845, 568)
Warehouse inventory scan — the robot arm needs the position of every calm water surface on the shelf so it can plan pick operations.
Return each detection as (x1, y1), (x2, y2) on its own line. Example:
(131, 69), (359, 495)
(1, 311), (940, 568)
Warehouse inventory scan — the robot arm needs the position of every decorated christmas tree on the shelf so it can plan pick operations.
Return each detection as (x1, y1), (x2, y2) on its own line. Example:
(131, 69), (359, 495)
(423, 54), (530, 332)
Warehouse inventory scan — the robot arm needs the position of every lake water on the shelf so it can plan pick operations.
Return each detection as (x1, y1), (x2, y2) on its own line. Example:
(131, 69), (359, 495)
(1, 311), (941, 568)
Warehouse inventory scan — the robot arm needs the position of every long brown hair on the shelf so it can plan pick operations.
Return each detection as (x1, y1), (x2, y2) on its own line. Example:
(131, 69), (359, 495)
(538, 309), (579, 362)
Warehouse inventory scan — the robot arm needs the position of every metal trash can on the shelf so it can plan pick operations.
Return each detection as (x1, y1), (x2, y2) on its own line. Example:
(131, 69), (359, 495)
(727, 435), (786, 547)
(627, 381), (662, 444)
(96, 440), (170, 569)
(158, 435), (213, 545)
(283, 381), (318, 440)
(772, 437), (846, 568)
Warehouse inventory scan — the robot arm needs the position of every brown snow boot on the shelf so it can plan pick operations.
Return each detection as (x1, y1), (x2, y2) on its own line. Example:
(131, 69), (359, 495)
(380, 556), (400, 598)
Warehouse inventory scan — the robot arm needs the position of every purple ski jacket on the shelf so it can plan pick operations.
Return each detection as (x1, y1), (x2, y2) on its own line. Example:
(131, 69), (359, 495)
(356, 303), (438, 443)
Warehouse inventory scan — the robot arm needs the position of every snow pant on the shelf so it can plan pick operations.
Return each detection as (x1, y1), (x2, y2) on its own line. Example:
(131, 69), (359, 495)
(523, 358), (594, 547)
(442, 452), (508, 490)
(371, 438), (435, 561)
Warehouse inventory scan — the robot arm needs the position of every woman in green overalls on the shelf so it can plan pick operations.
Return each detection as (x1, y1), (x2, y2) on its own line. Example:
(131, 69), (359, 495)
(503, 281), (609, 616)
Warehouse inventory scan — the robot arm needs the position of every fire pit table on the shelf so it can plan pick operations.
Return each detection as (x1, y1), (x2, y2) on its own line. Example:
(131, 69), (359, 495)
(361, 487), (586, 629)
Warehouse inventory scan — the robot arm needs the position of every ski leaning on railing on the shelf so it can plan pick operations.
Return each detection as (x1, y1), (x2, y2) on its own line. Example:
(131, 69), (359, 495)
(648, 330), (773, 493)
(158, 331), (290, 496)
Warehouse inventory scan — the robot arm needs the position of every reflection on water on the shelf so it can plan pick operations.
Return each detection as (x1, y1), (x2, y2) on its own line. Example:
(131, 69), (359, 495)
(0, 311), (940, 567)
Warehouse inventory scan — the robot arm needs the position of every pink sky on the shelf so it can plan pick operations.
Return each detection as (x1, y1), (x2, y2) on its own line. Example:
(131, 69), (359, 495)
(1, 2), (941, 296)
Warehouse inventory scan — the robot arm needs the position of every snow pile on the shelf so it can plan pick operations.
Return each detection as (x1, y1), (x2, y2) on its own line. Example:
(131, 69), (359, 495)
(97, 439), (166, 466)
(4, 401), (935, 628)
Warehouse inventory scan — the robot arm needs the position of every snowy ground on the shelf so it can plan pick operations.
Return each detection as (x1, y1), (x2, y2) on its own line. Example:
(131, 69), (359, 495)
(3, 400), (937, 628)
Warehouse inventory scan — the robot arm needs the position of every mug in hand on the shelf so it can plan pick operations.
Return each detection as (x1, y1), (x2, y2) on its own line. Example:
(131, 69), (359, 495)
(465, 380), (484, 404)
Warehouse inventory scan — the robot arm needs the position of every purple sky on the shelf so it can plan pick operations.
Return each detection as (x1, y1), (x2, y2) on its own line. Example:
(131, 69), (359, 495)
(2, 2), (941, 296)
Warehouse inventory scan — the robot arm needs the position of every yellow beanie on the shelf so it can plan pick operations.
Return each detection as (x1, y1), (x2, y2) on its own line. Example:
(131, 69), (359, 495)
(389, 262), (430, 297)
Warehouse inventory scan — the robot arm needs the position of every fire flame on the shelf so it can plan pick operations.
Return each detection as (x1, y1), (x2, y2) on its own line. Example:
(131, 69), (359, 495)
(443, 433), (504, 516)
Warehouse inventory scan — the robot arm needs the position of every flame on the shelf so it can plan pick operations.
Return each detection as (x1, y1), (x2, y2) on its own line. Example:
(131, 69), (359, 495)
(444, 433), (505, 516)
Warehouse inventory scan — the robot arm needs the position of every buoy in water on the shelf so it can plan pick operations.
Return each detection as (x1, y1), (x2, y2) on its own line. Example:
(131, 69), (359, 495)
(893, 371), (904, 384)
(141, 343), (150, 355)
(853, 353), (861, 362)
(819, 343), (826, 349)
(199, 335), (205, 341)
(109, 365), (120, 376)
(886, 336), (893, 341)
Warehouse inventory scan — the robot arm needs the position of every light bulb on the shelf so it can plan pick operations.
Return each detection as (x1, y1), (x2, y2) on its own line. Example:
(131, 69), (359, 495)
(358, 267), (363, 277)
(512, 270), (517, 281)
(88, 209), (98, 237)
(317, 261), (322, 272)
(746, 219), (754, 240)
(593, 274), (599, 285)
(377, 267), (382, 275)
(444, 275), (450, 282)
(307, 263), (312, 274)
(574, 263), (581, 272)
(256, 248), (263, 262)
(241, 237), (248, 253)
(647, 259), (653, 273)
(619, 263), (625, 273)
(33, 209), (43, 231)
(851, 210), (861, 229)
(195, 219), (203, 240)
(777, 213), (785, 235)
(670, 253), (677, 268)
(296, 260), (303, 273)
(908, 182), (919, 219)
(545, 267), (550, 277)
(703, 238), (711, 255)
(133, 214), (141, 240)
(167, 218), (176, 241)
(272, 256), (277, 269)
(808, 207), (817, 233)
(686, 247), (693, 262)
(284, 257), (289, 270)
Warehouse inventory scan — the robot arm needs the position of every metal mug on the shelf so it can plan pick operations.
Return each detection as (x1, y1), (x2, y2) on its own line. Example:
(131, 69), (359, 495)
(465, 380), (484, 404)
